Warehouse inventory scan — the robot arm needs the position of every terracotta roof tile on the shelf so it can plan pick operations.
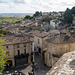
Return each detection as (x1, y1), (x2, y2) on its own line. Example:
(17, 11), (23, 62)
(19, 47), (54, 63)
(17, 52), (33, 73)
(29, 30), (49, 38)
(1, 35), (33, 45)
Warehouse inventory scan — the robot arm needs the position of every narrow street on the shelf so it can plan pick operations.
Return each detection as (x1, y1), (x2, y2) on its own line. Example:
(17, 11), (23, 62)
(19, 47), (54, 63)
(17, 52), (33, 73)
(3, 53), (50, 75)
(34, 53), (50, 75)
(21, 53), (50, 75)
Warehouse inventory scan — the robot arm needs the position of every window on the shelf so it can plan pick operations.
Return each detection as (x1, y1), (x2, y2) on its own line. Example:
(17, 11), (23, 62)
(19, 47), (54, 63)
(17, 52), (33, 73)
(24, 44), (26, 47)
(17, 45), (19, 48)
(6, 51), (9, 56)
(17, 50), (20, 55)
(6, 46), (8, 48)
(24, 49), (26, 54)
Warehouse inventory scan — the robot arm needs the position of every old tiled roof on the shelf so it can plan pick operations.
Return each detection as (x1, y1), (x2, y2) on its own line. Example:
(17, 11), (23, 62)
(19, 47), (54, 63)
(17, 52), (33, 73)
(0, 35), (33, 45)
(46, 51), (75, 75)
(29, 30), (49, 38)
(46, 34), (75, 43)
(49, 30), (60, 34)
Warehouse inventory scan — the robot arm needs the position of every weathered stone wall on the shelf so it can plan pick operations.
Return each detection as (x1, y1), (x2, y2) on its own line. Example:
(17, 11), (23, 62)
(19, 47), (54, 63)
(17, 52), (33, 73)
(45, 42), (75, 67)
(3, 42), (33, 67)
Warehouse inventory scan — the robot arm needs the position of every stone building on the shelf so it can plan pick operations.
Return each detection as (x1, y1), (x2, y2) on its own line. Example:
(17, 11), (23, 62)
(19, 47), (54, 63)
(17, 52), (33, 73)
(29, 30), (49, 54)
(0, 35), (34, 67)
(50, 19), (61, 28)
(44, 32), (75, 67)
(46, 51), (75, 75)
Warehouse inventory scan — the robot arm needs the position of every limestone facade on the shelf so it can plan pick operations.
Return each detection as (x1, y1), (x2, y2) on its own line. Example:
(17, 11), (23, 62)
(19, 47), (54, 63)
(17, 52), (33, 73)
(1, 36), (34, 67)
(45, 33), (75, 67)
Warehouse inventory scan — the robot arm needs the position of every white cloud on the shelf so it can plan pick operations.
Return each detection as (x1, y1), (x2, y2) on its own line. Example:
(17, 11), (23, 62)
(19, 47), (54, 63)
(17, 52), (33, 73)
(0, 0), (75, 13)
(12, 0), (26, 4)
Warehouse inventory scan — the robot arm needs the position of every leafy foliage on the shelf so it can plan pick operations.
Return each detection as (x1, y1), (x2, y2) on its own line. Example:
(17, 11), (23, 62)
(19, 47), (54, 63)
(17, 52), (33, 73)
(24, 15), (33, 20)
(71, 6), (75, 16)
(0, 30), (7, 36)
(52, 17), (57, 20)
(24, 11), (42, 20)
(33, 11), (42, 17)
(42, 17), (52, 22)
(63, 8), (73, 23)
(0, 39), (6, 72)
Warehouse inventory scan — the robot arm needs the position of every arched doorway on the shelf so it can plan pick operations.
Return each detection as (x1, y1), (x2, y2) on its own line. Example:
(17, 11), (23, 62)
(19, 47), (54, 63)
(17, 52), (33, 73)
(5, 60), (12, 68)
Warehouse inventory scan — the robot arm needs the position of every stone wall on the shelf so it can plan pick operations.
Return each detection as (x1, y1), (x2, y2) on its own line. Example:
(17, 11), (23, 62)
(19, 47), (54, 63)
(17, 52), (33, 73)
(45, 42), (75, 67)
(3, 42), (34, 67)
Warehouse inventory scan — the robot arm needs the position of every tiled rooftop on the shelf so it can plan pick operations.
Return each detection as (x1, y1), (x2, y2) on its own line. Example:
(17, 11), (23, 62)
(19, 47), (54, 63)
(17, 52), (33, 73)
(1, 35), (33, 45)
(29, 30), (49, 38)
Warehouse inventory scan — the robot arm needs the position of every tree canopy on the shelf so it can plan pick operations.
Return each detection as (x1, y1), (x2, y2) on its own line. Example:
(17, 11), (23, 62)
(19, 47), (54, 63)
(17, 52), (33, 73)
(0, 39), (6, 72)
(63, 8), (73, 23)
(71, 6), (75, 16)
(24, 15), (33, 20)
(33, 11), (42, 17)
(24, 11), (42, 20)
(42, 17), (52, 22)
(0, 30), (8, 36)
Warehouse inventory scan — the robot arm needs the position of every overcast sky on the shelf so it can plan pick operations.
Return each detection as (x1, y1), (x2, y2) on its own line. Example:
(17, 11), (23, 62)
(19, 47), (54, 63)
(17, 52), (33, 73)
(0, 0), (75, 13)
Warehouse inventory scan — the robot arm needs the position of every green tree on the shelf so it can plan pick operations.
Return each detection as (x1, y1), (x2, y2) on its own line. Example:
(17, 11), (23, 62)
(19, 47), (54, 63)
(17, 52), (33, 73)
(33, 11), (42, 17)
(0, 30), (7, 36)
(64, 8), (73, 23)
(0, 39), (6, 72)
(24, 15), (33, 20)
(42, 17), (52, 23)
(71, 6), (75, 15)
